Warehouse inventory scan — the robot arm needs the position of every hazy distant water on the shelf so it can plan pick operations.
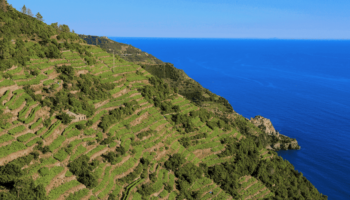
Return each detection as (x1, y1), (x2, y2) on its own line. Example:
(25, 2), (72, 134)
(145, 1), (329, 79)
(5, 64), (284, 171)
(110, 37), (350, 199)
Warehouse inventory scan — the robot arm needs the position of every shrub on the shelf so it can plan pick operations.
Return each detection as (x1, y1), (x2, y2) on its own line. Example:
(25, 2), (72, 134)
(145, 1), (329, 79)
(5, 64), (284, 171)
(26, 138), (42, 147)
(30, 118), (42, 129)
(43, 79), (54, 86)
(8, 125), (26, 135)
(17, 133), (35, 142)
(68, 155), (99, 188)
(24, 105), (42, 124)
(0, 141), (26, 158)
(35, 127), (46, 135)
(41, 120), (61, 139)
(0, 79), (15, 87)
(48, 180), (81, 200)
(54, 149), (69, 161)
(57, 112), (73, 125)
(86, 145), (106, 158)
(0, 134), (14, 143)
(70, 145), (87, 161)
(66, 129), (81, 138)
(84, 128), (95, 136)
(49, 136), (66, 152)
(66, 188), (89, 200)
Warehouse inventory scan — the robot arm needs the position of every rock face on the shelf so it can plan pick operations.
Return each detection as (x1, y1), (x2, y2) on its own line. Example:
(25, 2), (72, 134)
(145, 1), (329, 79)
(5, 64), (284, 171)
(272, 140), (299, 150)
(250, 115), (279, 137)
(250, 115), (300, 151)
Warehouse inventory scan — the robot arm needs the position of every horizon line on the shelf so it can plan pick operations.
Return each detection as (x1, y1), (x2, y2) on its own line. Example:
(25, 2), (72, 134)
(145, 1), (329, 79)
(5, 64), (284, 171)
(79, 35), (350, 41)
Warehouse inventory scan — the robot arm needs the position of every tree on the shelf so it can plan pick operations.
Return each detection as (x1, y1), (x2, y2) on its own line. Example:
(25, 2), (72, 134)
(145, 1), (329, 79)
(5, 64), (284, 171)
(36, 12), (43, 22)
(57, 113), (72, 125)
(21, 5), (26, 14)
(0, 0), (7, 12)
(58, 24), (70, 33)
(27, 8), (33, 17)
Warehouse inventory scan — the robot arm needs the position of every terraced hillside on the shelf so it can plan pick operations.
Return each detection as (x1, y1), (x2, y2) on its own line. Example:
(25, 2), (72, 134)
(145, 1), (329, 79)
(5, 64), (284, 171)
(78, 35), (163, 65)
(0, 2), (327, 200)
(80, 36), (301, 152)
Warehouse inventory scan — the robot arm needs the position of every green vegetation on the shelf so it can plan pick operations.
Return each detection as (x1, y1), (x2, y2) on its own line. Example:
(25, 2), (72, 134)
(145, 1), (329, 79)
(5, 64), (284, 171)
(79, 35), (163, 65)
(41, 120), (61, 139)
(17, 133), (35, 142)
(68, 155), (99, 188)
(0, 154), (46, 199)
(30, 118), (42, 129)
(0, 2), (325, 199)
(53, 148), (69, 161)
(8, 125), (26, 135)
(48, 180), (81, 200)
(0, 141), (27, 158)
(49, 135), (66, 152)
(36, 166), (64, 187)
(66, 188), (89, 200)
(23, 105), (41, 124)
(99, 100), (139, 132)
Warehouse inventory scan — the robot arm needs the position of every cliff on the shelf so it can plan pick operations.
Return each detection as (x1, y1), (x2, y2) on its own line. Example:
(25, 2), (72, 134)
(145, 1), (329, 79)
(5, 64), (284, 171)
(250, 115), (300, 150)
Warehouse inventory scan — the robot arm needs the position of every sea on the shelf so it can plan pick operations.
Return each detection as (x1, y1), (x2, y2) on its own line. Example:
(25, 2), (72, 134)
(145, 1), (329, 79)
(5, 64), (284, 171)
(109, 37), (350, 200)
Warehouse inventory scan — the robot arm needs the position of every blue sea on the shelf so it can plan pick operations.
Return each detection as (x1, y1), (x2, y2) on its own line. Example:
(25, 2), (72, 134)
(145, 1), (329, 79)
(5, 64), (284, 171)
(110, 37), (350, 199)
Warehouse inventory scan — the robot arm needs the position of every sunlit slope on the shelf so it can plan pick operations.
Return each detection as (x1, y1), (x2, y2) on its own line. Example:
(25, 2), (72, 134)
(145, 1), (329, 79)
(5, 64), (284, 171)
(0, 2), (327, 200)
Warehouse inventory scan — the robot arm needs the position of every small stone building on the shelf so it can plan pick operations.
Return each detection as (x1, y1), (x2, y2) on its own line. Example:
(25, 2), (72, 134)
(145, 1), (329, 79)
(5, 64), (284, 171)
(66, 111), (86, 122)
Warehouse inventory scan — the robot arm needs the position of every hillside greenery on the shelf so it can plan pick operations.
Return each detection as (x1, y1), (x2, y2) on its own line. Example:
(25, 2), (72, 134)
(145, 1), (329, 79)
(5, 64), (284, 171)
(78, 35), (163, 65)
(0, 1), (327, 200)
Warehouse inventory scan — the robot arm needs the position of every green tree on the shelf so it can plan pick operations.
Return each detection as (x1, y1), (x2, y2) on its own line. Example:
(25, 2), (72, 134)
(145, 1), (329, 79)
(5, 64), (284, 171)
(57, 113), (72, 125)
(0, 0), (7, 12)
(0, 37), (14, 59)
(21, 5), (26, 14)
(36, 12), (43, 22)
(59, 24), (70, 33)
(27, 8), (33, 17)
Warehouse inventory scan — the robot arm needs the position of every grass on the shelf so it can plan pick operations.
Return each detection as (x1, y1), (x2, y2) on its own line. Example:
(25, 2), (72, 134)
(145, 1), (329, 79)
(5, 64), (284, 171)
(17, 133), (35, 142)
(0, 79), (15, 87)
(44, 69), (54, 75)
(41, 120), (62, 139)
(30, 118), (42, 129)
(0, 134), (14, 143)
(43, 79), (54, 86)
(92, 166), (111, 193)
(26, 137), (42, 147)
(66, 188), (90, 200)
(49, 135), (66, 152)
(35, 166), (64, 187)
(8, 125), (26, 135)
(18, 101), (37, 119)
(0, 90), (10, 104)
(35, 127), (46, 135)
(70, 145), (87, 161)
(48, 180), (81, 200)
(91, 110), (108, 123)
(6, 67), (23, 75)
(54, 148), (69, 161)
(86, 145), (107, 158)
(0, 141), (27, 158)
(24, 105), (42, 124)
(66, 129), (81, 138)
(16, 74), (47, 86)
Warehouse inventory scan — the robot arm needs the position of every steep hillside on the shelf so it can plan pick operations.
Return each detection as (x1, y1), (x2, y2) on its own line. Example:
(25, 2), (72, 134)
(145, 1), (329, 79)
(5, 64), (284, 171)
(0, 1), (326, 200)
(78, 35), (163, 65)
(80, 36), (300, 151)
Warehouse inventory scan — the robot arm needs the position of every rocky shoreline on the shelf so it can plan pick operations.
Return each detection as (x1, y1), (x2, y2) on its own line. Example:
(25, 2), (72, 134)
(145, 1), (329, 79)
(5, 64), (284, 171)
(250, 115), (301, 151)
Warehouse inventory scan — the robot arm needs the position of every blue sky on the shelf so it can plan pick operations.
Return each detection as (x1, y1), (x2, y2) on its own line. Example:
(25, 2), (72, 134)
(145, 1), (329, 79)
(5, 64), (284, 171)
(10, 0), (350, 39)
